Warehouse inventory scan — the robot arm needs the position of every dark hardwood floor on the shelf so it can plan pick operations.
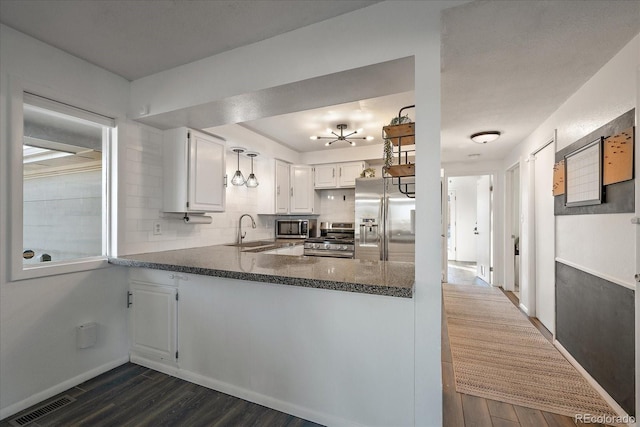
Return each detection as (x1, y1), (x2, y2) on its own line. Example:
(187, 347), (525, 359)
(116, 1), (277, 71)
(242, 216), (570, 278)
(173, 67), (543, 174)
(0, 363), (323, 427)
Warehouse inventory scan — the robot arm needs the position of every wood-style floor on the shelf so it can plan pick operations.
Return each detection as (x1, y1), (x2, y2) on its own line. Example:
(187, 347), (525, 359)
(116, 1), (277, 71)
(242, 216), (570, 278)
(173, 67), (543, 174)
(2, 261), (611, 427)
(443, 261), (610, 427)
(0, 363), (322, 427)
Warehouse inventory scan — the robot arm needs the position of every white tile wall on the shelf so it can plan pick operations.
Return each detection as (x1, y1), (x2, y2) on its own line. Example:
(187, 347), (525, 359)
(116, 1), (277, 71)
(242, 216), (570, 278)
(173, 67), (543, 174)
(316, 188), (356, 224)
(120, 122), (274, 255)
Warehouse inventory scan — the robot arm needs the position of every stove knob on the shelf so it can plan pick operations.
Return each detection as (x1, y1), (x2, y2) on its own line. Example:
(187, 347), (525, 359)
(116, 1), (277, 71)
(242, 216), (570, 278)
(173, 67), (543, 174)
(341, 245), (347, 250)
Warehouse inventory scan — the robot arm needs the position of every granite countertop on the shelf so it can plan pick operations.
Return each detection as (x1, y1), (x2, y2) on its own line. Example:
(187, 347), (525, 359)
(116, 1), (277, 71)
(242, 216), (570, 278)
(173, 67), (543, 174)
(108, 242), (414, 298)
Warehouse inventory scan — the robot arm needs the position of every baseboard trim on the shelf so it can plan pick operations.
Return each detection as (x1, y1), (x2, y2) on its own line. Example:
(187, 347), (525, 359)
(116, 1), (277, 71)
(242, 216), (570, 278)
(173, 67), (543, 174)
(553, 340), (633, 425)
(519, 302), (529, 315)
(0, 356), (129, 421)
(129, 355), (365, 427)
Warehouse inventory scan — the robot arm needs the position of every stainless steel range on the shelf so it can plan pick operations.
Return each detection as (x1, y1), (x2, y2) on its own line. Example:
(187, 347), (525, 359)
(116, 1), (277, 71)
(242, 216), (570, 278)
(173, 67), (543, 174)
(303, 222), (355, 258)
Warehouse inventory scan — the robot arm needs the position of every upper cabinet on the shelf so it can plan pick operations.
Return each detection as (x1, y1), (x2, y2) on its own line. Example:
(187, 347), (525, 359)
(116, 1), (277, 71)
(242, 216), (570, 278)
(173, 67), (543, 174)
(314, 164), (337, 188)
(274, 159), (290, 214)
(267, 160), (315, 215)
(290, 164), (314, 214)
(163, 127), (226, 213)
(314, 161), (366, 189)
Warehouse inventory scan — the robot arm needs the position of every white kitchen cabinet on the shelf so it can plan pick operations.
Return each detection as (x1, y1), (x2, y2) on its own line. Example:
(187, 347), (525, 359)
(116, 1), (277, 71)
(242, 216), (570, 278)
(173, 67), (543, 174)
(129, 281), (178, 365)
(338, 161), (366, 187)
(314, 164), (337, 188)
(275, 159), (290, 214)
(269, 160), (316, 214)
(313, 161), (366, 189)
(290, 164), (314, 214)
(163, 127), (226, 213)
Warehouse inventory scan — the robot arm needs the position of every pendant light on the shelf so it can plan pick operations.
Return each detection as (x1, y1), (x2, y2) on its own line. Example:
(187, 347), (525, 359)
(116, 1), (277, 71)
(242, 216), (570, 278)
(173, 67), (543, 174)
(245, 151), (259, 188)
(230, 147), (246, 186)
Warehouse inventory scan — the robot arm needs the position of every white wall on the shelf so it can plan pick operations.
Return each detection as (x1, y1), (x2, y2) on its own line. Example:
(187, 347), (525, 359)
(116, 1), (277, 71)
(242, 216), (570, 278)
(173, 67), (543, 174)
(317, 189), (356, 224)
(501, 34), (638, 415)
(0, 24), (131, 418)
(129, 2), (455, 424)
(448, 176), (478, 262)
(503, 35), (639, 316)
(118, 121), (303, 255)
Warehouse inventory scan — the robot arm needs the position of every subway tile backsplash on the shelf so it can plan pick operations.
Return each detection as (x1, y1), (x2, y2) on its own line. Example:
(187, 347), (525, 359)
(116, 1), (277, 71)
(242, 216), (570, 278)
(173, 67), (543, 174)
(317, 188), (356, 224)
(120, 121), (272, 256)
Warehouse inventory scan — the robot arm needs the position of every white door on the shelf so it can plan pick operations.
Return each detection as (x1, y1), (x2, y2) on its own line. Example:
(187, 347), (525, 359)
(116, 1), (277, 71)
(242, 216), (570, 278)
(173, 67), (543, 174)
(337, 162), (364, 187)
(275, 160), (290, 214)
(476, 175), (492, 283)
(314, 164), (337, 188)
(130, 282), (177, 364)
(534, 143), (556, 334)
(290, 165), (314, 214)
(188, 131), (226, 212)
(447, 190), (457, 260)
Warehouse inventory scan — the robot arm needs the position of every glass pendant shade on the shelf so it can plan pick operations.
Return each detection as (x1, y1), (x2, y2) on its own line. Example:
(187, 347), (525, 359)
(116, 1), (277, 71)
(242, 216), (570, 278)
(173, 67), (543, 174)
(245, 152), (259, 188)
(231, 170), (245, 186)
(246, 173), (259, 188)
(231, 147), (246, 186)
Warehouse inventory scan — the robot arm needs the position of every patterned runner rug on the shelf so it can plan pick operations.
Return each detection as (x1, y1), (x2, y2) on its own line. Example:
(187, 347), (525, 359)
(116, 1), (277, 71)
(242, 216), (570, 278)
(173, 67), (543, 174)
(443, 283), (618, 419)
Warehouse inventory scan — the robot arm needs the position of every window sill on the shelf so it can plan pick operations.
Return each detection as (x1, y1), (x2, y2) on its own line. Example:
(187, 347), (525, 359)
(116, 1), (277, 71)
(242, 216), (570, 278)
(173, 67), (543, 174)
(11, 257), (111, 282)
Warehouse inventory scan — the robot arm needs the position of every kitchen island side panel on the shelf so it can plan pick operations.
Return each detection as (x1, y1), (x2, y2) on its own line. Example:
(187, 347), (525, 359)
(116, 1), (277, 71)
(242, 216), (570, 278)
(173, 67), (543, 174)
(129, 268), (415, 427)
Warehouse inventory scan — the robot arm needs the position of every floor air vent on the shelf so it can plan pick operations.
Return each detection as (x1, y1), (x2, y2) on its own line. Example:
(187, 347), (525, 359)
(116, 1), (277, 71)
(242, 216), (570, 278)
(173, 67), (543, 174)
(10, 395), (76, 426)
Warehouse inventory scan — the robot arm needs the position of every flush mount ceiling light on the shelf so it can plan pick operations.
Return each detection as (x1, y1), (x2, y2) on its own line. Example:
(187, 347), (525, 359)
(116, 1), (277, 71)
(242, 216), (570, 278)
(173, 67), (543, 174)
(310, 124), (374, 147)
(470, 131), (501, 144)
(230, 147), (246, 186)
(245, 151), (259, 188)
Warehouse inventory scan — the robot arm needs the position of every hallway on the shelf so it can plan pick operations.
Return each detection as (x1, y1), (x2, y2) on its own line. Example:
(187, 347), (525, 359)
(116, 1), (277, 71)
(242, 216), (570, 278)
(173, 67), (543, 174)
(442, 264), (611, 427)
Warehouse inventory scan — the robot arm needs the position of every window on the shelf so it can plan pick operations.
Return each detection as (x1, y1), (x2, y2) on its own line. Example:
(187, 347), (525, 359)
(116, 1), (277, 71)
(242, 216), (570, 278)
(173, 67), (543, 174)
(11, 90), (115, 278)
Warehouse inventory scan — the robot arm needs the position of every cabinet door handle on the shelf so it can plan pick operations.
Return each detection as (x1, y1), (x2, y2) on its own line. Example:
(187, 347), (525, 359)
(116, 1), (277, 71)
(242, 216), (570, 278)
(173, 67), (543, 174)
(224, 175), (228, 187)
(127, 291), (132, 308)
(339, 167), (342, 177)
(332, 168), (335, 178)
(277, 185), (280, 195)
(290, 187), (293, 197)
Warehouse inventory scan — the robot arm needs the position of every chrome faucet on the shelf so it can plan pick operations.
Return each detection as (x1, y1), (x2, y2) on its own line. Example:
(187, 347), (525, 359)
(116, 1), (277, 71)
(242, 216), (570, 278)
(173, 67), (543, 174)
(237, 214), (257, 244)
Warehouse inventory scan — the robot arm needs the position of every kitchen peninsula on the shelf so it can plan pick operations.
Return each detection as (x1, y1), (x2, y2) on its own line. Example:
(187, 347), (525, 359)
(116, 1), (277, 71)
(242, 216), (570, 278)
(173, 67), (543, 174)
(108, 243), (416, 426)
(109, 242), (414, 297)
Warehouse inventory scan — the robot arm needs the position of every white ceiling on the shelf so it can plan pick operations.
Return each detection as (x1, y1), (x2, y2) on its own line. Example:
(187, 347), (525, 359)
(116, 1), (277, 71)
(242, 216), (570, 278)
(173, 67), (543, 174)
(240, 91), (415, 153)
(0, 0), (381, 81)
(440, 0), (639, 163)
(1, 1), (638, 163)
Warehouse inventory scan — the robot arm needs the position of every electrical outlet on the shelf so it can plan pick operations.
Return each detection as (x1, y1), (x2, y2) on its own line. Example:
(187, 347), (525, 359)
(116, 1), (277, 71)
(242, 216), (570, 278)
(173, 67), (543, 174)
(153, 221), (162, 235)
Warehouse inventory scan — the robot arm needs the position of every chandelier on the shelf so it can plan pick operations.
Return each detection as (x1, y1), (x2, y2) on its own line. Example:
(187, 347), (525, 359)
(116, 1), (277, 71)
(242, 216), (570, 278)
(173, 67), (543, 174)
(310, 124), (374, 146)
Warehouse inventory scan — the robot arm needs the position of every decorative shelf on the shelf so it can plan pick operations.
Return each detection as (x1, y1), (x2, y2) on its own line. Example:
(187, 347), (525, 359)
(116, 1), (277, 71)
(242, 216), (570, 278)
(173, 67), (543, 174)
(385, 164), (415, 177)
(383, 123), (415, 146)
(383, 105), (416, 198)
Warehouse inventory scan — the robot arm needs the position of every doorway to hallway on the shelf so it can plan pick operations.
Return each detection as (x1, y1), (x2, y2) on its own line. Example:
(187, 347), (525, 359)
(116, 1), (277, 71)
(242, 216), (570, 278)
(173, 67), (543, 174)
(445, 175), (493, 286)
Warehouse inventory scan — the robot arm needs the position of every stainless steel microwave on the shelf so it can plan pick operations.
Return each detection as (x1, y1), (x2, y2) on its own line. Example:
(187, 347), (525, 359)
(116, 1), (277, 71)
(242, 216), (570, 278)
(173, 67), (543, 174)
(275, 219), (317, 239)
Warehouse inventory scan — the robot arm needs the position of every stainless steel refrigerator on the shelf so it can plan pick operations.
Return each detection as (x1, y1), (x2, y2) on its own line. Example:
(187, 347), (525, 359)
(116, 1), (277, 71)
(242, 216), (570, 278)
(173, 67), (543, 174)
(355, 177), (415, 262)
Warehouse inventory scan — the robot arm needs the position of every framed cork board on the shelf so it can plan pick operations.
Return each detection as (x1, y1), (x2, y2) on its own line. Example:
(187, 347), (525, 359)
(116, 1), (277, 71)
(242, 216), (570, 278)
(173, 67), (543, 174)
(603, 127), (634, 185)
(553, 160), (565, 196)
